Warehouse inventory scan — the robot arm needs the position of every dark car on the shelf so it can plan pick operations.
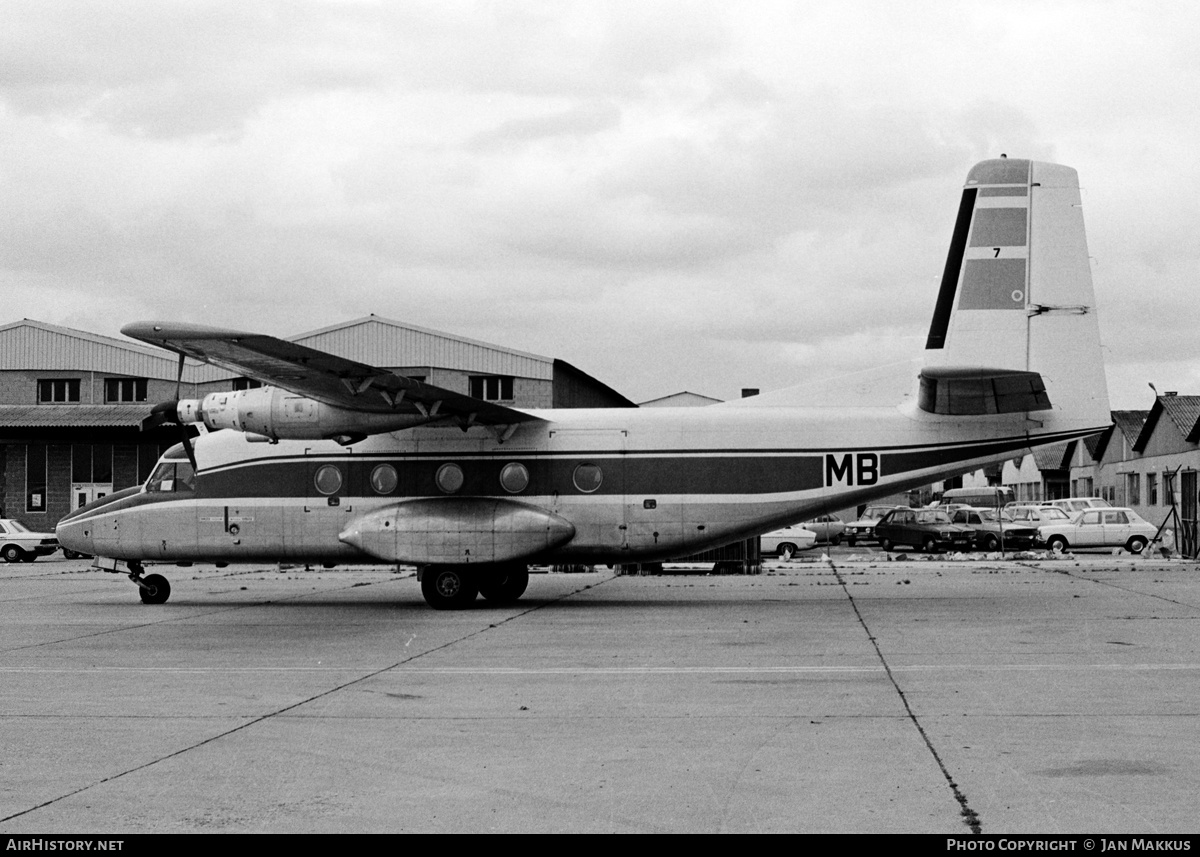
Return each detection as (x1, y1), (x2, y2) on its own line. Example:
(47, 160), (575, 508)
(873, 508), (976, 553)
(949, 507), (1039, 551)
(844, 504), (902, 546)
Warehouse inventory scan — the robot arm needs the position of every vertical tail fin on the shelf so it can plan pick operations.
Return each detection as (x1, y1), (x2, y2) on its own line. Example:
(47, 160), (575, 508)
(919, 158), (1110, 430)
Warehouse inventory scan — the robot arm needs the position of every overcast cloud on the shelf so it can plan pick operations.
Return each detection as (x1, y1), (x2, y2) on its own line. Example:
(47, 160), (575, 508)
(2, 0), (1197, 407)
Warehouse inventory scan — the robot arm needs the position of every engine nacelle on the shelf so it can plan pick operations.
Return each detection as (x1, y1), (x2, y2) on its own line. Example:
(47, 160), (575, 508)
(176, 387), (432, 442)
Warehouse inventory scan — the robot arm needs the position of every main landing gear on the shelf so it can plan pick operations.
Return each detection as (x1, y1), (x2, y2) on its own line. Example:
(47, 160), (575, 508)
(420, 564), (529, 610)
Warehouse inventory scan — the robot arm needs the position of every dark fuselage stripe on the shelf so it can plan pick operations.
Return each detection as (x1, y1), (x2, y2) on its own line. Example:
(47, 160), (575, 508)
(154, 431), (1087, 502)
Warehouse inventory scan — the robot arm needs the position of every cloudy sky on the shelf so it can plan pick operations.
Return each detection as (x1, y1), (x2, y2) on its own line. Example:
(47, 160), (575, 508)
(2, 0), (1197, 408)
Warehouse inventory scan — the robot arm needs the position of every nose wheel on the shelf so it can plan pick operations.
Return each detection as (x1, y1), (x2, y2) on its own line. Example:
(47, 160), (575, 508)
(125, 561), (172, 605)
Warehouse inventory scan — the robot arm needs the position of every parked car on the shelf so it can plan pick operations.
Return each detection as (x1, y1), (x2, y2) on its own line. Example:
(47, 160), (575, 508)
(874, 508), (976, 553)
(1048, 497), (1112, 514)
(949, 507), (1039, 551)
(1038, 507), (1158, 554)
(760, 525), (818, 559)
(802, 514), (845, 545)
(844, 505), (903, 546)
(1003, 505), (1076, 526)
(0, 519), (60, 562)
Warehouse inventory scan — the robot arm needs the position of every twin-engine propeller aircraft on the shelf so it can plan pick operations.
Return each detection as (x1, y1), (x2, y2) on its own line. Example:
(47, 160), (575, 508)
(58, 158), (1112, 609)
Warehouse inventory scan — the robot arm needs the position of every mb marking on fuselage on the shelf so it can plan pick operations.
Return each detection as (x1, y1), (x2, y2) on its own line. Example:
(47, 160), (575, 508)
(57, 158), (1113, 609)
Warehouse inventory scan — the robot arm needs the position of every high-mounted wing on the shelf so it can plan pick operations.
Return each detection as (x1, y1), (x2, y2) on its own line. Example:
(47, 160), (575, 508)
(124, 321), (544, 437)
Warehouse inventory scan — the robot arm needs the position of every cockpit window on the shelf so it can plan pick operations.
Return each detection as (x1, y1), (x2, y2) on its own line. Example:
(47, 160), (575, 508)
(146, 461), (196, 493)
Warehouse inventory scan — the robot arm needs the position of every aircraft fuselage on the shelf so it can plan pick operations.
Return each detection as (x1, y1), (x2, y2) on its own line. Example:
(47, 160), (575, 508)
(57, 401), (1097, 567)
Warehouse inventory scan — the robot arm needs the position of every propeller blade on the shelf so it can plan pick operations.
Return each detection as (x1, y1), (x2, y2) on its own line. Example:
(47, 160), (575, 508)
(180, 425), (199, 472)
(174, 353), (185, 401)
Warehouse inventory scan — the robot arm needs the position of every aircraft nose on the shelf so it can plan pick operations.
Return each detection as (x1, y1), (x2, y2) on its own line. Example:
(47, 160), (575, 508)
(56, 514), (94, 556)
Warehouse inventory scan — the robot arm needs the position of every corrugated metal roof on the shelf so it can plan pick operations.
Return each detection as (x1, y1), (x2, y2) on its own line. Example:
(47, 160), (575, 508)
(1111, 410), (1148, 443)
(1083, 426), (1112, 460)
(291, 315), (554, 380)
(0, 319), (228, 382)
(0, 405), (145, 427)
(1031, 441), (1071, 470)
(4, 315), (569, 389)
(1158, 395), (1200, 438)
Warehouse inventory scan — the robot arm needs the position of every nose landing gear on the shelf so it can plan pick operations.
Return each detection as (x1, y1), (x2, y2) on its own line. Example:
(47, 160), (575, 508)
(95, 559), (173, 605)
(126, 561), (172, 604)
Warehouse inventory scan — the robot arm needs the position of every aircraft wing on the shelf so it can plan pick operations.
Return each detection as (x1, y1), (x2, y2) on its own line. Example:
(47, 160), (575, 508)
(122, 321), (544, 427)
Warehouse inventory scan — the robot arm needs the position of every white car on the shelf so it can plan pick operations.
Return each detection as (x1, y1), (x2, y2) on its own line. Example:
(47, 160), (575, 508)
(0, 519), (60, 563)
(1049, 497), (1112, 514)
(761, 526), (818, 559)
(1038, 507), (1157, 554)
(1004, 505), (1075, 526)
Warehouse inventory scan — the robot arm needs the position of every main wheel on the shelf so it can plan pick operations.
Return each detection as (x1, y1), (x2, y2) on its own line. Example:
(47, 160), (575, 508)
(478, 566), (530, 604)
(1047, 536), (1069, 554)
(983, 534), (1000, 551)
(1126, 536), (1148, 554)
(923, 536), (938, 554)
(777, 542), (797, 560)
(421, 567), (479, 610)
(830, 534), (842, 546)
(139, 573), (171, 605)
(2, 545), (24, 563)
(62, 549), (89, 560)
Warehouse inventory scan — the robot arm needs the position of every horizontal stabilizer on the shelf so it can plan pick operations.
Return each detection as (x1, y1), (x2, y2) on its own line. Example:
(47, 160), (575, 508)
(917, 367), (1051, 416)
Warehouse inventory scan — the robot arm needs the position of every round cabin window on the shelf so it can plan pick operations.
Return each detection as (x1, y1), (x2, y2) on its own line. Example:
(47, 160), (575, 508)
(435, 463), (464, 494)
(572, 463), (603, 493)
(499, 462), (530, 493)
(370, 463), (398, 494)
(314, 464), (343, 496)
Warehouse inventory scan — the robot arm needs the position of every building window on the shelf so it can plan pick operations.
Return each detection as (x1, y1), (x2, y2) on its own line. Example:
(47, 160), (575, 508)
(1125, 472), (1141, 506)
(72, 444), (113, 484)
(231, 377), (263, 390)
(469, 376), (514, 401)
(1147, 473), (1158, 506)
(26, 445), (46, 512)
(37, 379), (80, 403)
(104, 378), (148, 403)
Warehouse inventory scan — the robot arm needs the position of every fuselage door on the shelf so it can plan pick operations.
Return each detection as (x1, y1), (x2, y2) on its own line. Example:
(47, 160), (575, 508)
(284, 448), (355, 559)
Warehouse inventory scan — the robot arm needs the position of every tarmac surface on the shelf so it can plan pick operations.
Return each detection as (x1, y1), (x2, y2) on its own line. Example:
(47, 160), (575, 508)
(1, 548), (1198, 834)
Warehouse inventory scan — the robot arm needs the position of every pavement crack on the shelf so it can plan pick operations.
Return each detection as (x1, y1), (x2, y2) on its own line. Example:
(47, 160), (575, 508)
(826, 557), (983, 834)
(0, 573), (605, 825)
